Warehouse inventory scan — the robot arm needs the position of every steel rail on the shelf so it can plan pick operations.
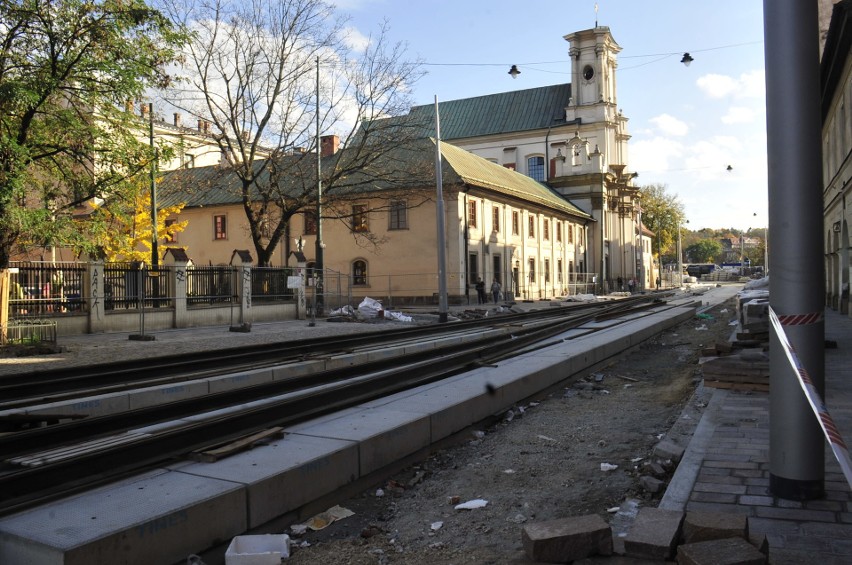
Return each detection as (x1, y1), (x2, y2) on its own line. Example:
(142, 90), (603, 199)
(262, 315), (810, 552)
(0, 296), (678, 515)
(0, 297), (656, 405)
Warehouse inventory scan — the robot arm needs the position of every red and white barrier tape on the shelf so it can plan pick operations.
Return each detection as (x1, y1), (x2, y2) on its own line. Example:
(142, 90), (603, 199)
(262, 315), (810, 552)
(769, 306), (852, 488)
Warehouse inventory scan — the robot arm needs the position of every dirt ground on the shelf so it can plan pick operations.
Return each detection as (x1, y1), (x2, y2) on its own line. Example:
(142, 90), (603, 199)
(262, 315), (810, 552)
(283, 298), (737, 564)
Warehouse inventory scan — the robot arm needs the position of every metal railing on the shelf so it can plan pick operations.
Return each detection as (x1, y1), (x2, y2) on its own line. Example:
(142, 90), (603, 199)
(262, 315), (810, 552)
(251, 267), (294, 303)
(187, 266), (237, 306)
(7, 262), (86, 317)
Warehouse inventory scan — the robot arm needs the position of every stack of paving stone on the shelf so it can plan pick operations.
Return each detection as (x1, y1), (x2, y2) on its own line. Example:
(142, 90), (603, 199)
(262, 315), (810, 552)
(701, 291), (770, 392)
(521, 508), (768, 564)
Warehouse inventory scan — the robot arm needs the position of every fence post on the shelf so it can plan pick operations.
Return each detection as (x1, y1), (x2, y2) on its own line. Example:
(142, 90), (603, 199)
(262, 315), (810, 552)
(87, 261), (105, 334)
(163, 250), (189, 328)
(231, 265), (252, 332)
(0, 268), (9, 345)
(296, 260), (307, 320)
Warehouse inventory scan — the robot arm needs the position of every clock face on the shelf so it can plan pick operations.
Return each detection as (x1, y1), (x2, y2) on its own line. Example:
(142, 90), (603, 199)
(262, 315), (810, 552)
(583, 65), (595, 81)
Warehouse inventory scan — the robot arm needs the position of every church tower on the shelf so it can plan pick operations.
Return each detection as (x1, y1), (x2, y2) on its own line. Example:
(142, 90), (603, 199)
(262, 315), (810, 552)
(565, 27), (621, 107)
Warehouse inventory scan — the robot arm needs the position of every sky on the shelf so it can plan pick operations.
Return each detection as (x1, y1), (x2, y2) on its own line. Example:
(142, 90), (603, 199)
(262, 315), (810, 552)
(335, 0), (769, 232)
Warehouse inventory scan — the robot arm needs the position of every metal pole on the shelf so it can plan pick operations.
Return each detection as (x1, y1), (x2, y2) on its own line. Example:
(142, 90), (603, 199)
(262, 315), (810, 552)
(765, 0), (825, 500)
(676, 223), (682, 287)
(315, 57), (324, 315)
(434, 96), (449, 322)
(149, 103), (158, 269)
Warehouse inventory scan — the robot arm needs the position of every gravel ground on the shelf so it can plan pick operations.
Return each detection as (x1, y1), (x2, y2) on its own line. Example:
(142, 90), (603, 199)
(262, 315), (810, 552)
(280, 298), (738, 564)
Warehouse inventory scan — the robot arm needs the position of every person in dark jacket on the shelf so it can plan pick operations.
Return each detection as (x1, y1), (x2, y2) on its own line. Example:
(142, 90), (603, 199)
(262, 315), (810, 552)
(475, 277), (486, 304)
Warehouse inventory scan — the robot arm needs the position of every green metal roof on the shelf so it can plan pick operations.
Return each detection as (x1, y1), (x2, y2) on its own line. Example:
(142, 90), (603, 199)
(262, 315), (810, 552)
(406, 83), (573, 140)
(158, 138), (590, 221)
(436, 140), (589, 219)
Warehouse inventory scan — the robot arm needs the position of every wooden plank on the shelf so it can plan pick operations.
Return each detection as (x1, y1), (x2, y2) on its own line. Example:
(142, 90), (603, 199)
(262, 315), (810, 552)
(191, 426), (285, 463)
(704, 380), (769, 392)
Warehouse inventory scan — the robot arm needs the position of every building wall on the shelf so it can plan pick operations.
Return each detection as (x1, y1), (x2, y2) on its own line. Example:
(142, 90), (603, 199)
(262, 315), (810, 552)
(822, 9), (852, 313)
(166, 186), (590, 302)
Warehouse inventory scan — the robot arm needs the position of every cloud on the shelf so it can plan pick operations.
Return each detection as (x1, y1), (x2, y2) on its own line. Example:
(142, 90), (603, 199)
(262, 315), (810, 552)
(721, 106), (755, 124)
(630, 136), (685, 174)
(696, 70), (766, 99)
(341, 26), (371, 51)
(649, 113), (689, 136)
(696, 74), (738, 98)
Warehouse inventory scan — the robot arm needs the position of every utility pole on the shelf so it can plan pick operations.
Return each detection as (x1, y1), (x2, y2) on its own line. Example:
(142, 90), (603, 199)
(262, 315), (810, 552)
(149, 102), (158, 269)
(315, 57), (324, 315)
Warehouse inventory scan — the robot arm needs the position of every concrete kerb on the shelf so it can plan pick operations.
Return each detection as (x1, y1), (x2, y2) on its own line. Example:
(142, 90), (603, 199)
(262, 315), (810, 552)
(659, 387), (730, 511)
(0, 301), (700, 565)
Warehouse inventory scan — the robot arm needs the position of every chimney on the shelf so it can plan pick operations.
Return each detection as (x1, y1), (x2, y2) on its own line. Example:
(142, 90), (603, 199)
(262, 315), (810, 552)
(140, 104), (149, 120)
(197, 119), (204, 132)
(173, 113), (181, 127)
(125, 100), (135, 114)
(321, 135), (340, 157)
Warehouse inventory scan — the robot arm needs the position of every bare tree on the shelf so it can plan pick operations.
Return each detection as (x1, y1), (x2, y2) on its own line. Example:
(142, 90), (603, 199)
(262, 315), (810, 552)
(161, 0), (428, 266)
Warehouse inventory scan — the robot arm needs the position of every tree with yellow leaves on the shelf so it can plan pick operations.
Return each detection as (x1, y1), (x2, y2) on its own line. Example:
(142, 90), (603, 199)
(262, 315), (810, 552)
(91, 185), (187, 263)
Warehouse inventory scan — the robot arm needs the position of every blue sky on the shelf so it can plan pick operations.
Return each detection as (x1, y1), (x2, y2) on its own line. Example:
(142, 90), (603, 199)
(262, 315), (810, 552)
(336, 0), (769, 232)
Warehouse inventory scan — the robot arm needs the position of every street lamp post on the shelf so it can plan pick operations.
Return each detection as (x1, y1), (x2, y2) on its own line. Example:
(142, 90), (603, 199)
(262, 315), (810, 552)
(314, 57), (324, 316)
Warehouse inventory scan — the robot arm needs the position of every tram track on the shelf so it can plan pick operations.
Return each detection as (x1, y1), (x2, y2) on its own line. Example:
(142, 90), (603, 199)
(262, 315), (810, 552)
(0, 299), (637, 407)
(0, 294), (678, 516)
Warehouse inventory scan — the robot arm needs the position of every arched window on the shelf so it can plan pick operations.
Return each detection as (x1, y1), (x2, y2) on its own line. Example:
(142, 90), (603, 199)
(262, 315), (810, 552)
(353, 260), (368, 286)
(527, 156), (545, 182)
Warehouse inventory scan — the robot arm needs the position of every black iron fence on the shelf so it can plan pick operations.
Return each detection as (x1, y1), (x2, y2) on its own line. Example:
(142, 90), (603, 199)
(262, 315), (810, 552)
(251, 267), (293, 303)
(103, 263), (173, 309)
(187, 266), (237, 306)
(7, 262), (86, 317)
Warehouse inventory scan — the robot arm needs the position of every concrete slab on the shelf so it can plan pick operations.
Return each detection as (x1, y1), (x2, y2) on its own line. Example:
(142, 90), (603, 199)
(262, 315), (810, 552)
(677, 536), (767, 565)
(128, 380), (210, 410)
(287, 407), (431, 476)
(207, 367), (274, 393)
(623, 507), (685, 560)
(178, 434), (358, 528)
(0, 469), (246, 565)
(521, 514), (613, 562)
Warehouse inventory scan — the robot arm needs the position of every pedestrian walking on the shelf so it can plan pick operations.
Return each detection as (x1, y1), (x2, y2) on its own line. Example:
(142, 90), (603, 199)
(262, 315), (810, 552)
(617, 276), (623, 291)
(656, 276), (661, 289)
(475, 277), (486, 304)
(491, 279), (502, 304)
(628, 278), (635, 294)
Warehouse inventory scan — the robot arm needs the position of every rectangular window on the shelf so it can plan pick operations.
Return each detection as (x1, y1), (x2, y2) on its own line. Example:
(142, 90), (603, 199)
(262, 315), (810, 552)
(468, 253), (479, 285)
(528, 257), (536, 283)
(544, 258), (551, 283)
(568, 224), (574, 244)
(352, 204), (369, 232)
(468, 200), (478, 228)
(528, 216), (535, 238)
(304, 211), (317, 235)
(512, 211), (520, 236)
(214, 215), (227, 240)
(527, 156), (545, 182)
(543, 219), (550, 241)
(557, 222), (562, 243)
(492, 206), (500, 233)
(557, 259), (563, 282)
(389, 200), (407, 230)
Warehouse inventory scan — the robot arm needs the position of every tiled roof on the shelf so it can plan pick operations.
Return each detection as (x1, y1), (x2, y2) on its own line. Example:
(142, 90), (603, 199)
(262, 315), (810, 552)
(158, 138), (590, 221)
(405, 83), (573, 140)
